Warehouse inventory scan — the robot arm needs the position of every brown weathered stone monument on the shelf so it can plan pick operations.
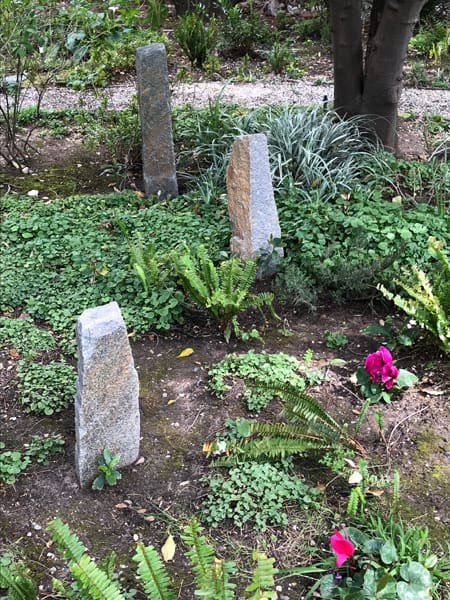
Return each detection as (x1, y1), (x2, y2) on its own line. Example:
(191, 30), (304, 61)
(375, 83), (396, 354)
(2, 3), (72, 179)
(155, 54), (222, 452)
(227, 133), (282, 262)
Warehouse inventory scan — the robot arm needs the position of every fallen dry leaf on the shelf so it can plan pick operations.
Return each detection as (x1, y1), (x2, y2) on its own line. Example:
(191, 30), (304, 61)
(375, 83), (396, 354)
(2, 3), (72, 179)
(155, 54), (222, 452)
(161, 534), (176, 562)
(9, 348), (19, 360)
(178, 347), (194, 358)
(422, 388), (445, 396)
(115, 503), (128, 509)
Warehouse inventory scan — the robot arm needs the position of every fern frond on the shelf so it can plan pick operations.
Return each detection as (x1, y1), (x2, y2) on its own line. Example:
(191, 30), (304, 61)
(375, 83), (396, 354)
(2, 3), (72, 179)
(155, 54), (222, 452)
(220, 258), (243, 299)
(279, 384), (342, 430)
(48, 519), (125, 600)
(0, 562), (37, 600)
(70, 554), (126, 600)
(181, 517), (218, 598)
(214, 558), (237, 600)
(48, 518), (87, 562)
(234, 260), (258, 303)
(133, 543), (175, 600)
(244, 551), (277, 600)
(198, 245), (220, 293)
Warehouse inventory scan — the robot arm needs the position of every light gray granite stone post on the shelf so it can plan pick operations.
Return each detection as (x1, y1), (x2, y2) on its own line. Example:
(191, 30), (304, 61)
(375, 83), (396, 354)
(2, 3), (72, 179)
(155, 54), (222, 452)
(75, 301), (140, 488)
(227, 133), (283, 264)
(136, 43), (178, 199)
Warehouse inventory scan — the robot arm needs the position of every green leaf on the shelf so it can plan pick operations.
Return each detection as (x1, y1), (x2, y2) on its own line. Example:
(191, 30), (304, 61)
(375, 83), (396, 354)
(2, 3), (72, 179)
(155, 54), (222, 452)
(92, 475), (105, 490)
(399, 561), (433, 588)
(395, 369), (418, 389)
(380, 541), (398, 565)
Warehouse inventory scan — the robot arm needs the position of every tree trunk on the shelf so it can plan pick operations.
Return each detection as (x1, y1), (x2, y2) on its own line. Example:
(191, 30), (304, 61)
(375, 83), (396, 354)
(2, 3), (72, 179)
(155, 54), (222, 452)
(329, 0), (364, 117)
(361, 0), (428, 150)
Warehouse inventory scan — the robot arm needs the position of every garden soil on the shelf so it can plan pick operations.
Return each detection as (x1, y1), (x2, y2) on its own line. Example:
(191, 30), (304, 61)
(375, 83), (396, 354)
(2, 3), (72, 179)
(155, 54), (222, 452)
(1, 302), (449, 599)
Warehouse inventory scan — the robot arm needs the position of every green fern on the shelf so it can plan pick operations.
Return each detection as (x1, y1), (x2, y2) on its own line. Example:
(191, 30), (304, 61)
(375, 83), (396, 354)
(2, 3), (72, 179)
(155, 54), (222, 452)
(172, 244), (278, 341)
(3, 519), (283, 600)
(378, 237), (449, 353)
(212, 383), (355, 465)
(181, 517), (236, 599)
(48, 518), (87, 562)
(70, 555), (126, 600)
(0, 560), (37, 600)
(133, 543), (175, 600)
(48, 519), (125, 600)
(244, 551), (278, 600)
(117, 218), (171, 293)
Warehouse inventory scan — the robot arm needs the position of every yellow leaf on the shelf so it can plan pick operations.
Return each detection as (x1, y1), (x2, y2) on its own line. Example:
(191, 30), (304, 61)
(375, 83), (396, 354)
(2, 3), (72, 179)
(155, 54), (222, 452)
(161, 534), (176, 562)
(178, 347), (194, 357)
(167, 399), (176, 405)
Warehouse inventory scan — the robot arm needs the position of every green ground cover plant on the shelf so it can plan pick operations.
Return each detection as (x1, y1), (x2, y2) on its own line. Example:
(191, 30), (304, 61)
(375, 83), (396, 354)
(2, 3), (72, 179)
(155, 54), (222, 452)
(276, 194), (449, 308)
(0, 192), (230, 348)
(208, 350), (322, 412)
(201, 460), (322, 532)
(0, 435), (64, 484)
(16, 360), (76, 415)
(0, 317), (55, 358)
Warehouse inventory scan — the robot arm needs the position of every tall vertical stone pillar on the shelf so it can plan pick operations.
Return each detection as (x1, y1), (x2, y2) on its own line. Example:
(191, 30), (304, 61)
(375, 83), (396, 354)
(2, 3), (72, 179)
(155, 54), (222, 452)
(136, 43), (178, 199)
(227, 133), (283, 261)
(75, 301), (140, 488)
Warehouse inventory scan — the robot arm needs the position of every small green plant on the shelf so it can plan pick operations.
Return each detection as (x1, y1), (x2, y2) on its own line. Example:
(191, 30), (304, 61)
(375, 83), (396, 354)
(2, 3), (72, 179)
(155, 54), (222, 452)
(201, 460), (322, 532)
(313, 514), (450, 599)
(208, 350), (321, 412)
(0, 317), (55, 358)
(0, 444), (30, 485)
(363, 317), (420, 350)
(16, 360), (76, 415)
(323, 330), (349, 348)
(172, 244), (278, 342)
(268, 42), (294, 74)
(0, 435), (64, 484)
(0, 553), (37, 599)
(378, 237), (450, 353)
(174, 8), (218, 68)
(145, 0), (169, 30)
(25, 434), (65, 465)
(217, 0), (269, 56)
(92, 448), (122, 490)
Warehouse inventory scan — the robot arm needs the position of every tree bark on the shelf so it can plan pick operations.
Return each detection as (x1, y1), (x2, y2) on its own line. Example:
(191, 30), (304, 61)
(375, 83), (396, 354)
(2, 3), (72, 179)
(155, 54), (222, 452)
(329, 0), (364, 117)
(361, 0), (428, 150)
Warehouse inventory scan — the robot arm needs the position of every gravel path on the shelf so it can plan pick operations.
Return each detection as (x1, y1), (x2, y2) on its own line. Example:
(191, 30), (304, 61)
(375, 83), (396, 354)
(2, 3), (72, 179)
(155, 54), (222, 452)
(16, 77), (450, 118)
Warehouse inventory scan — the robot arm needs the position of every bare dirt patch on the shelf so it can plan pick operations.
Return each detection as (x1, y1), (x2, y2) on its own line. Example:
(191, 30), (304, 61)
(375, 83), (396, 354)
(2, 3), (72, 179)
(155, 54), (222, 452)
(1, 302), (449, 598)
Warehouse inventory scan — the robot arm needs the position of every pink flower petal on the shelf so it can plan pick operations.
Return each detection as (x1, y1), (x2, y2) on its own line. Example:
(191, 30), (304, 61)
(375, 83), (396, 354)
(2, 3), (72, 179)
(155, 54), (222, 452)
(378, 346), (393, 365)
(330, 530), (355, 567)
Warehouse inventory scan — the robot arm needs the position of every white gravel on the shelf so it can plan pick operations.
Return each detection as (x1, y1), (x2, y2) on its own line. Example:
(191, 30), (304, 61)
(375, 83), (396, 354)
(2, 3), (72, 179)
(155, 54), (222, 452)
(14, 77), (450, 118)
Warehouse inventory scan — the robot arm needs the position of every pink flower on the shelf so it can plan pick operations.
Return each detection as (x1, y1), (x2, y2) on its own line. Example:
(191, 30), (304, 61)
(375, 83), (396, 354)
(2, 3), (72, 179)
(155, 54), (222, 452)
(330, 529), (355, 567)
(365, 346), (398, 390)
(381, 363), (399, 389)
